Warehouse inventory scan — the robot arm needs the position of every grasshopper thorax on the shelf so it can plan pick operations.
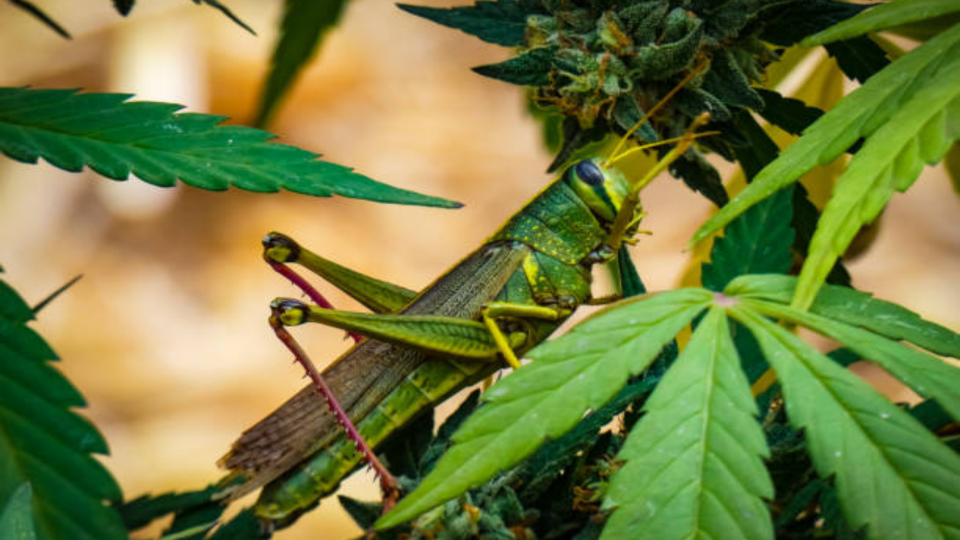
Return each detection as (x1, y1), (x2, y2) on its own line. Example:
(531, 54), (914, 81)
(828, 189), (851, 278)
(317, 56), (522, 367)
(564, 157), (630, 224)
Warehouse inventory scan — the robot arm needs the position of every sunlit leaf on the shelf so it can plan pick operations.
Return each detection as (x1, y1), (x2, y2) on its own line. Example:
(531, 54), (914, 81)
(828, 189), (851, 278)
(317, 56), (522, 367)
(727, 275), (960, 358)
(0, 484), (36, 540)
(793, 57), (959, 308)
(689, 24), (960, 249)
(803, 0), (960, 46)
(731, 307), (960, 540)
(602, 308), (773, 540)
(0, 87), (459, 208)
(744, 297), (960, 423)
(376, 289), (713, 529)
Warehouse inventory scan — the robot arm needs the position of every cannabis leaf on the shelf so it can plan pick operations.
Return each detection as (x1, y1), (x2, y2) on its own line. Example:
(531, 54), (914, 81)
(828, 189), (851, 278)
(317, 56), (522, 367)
(602, 308), (772, 540)
(793, 59), (960, 309)
(0, 278), (126, 540)
(375, 269), (960, 538)
(253, 0), (350, 126)
(803, 0), (960, 46)
(702, 187), (794, 292)
(689, 24), (960, 309)
(376, 288), (714, 528)
(728, 275), (960, 421)
(0, 484), (36, 540)
(397, 1), (535, 47)
(730, 306), (960, 540)
(0, 87), (459, 208)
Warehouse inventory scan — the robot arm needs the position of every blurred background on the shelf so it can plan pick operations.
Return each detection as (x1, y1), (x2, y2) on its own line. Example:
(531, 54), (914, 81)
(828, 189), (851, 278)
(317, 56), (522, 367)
(0, 1), (957, 538)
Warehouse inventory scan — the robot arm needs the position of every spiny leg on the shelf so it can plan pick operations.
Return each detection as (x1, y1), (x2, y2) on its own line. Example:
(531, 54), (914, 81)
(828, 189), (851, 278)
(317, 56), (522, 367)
(269, 300), (401, 511)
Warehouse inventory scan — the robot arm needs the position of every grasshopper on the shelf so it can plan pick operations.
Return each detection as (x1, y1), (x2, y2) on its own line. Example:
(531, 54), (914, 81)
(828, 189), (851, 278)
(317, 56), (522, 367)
(219, 97), (712, 524)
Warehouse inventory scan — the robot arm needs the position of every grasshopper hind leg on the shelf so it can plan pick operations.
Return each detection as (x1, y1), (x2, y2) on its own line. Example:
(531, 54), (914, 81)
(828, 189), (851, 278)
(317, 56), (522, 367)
(269, 300), (401, 511)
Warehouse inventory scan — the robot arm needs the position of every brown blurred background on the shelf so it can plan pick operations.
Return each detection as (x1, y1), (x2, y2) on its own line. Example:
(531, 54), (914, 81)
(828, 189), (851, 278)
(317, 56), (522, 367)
(0, 1), (957, 538)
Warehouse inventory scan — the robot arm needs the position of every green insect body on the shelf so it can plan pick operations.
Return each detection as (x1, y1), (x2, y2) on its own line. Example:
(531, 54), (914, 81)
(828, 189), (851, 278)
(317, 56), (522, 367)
(220, 157), (640, 521)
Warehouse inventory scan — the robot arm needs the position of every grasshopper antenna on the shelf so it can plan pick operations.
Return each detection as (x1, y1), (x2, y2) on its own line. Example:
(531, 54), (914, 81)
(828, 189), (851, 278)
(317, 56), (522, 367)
(607, 112), (713, 250)
(270, 300), (401, 512)
(605, 59), (710, 167)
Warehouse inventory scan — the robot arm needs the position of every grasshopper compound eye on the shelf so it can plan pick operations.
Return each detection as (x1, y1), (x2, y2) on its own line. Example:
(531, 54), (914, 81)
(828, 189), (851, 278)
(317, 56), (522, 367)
(574, 159), (605, 186)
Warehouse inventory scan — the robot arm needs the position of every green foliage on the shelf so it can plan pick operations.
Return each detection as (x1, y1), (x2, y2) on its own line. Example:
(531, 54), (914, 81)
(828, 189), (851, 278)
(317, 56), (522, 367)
(730, 307), (960, 539)
(254, 0), (351, 127)
(602, 308), (772, 540)
(375, 274), (960, 538)
(803, 0), (960, 46)
(377, 288), (714, 528)
(473, 46), (558, 86)
(0, 277), (126, 540)
(398, 1), (538, 47)
(405, 0), (871, 204)
(702, 187), (794, 292)
(117, 484), (222, 533)
(691, 23), (960, 309)
(0, 484), (36, 540)
(0, 87), (458, 208)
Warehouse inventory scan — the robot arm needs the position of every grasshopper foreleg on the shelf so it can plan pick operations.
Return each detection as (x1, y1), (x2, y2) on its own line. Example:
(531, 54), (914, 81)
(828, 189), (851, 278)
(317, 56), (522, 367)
(269, 301), (401, 511)
(481, 302), (568, 369)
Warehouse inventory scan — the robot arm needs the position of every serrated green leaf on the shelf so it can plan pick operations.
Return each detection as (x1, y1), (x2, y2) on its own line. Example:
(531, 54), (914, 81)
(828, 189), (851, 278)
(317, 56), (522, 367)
(702, 187), (794, 292)
(804, 0), (960, 46)
(602, 308), (772, 540)
(398, 1), (535, 47)
(689, 24), (960, 249)
(117, 485), (219, 531)
(0, 87), (459, 208)
(472, 47), (557, 86)
(756, 89), (824, 136)
(825, 37), (891, 84)
(794, 58), (960, 309)
(7, 0), (70, 39)
(669, 149), (729, 207)
(741, 297), (960, 422)
(377, 289), (713, 529)
(0, 484), (35, 540)
(0, 279), (125, 540)
(760, 0), (867, 47)
(253, 0), (350, 127)
(730, 306), (960, 540)
(0, 282), (33, 323)
(727, 275), (960, 359)
(338, 495), (381, 531)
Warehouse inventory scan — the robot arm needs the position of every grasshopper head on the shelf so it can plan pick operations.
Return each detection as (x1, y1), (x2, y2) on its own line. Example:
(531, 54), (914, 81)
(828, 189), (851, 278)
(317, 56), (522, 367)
(564, 157), (631, 224)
